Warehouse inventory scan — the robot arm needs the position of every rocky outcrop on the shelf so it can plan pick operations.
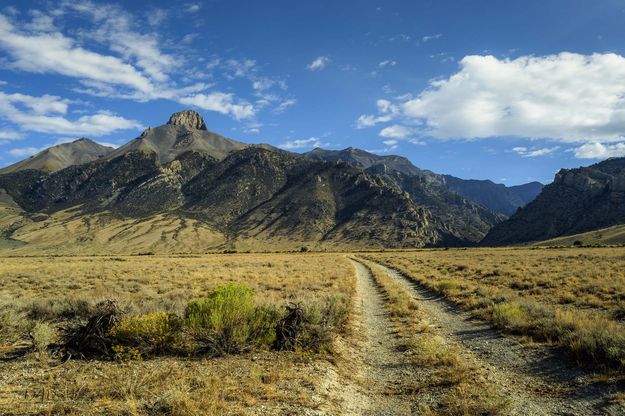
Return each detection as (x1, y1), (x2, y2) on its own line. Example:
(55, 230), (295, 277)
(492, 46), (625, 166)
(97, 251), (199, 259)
(167, 109), (207, 130)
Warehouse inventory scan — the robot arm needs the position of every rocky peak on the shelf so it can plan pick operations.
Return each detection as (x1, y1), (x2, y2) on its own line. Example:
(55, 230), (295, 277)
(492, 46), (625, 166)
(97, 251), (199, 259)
(167, 110), (207, 130)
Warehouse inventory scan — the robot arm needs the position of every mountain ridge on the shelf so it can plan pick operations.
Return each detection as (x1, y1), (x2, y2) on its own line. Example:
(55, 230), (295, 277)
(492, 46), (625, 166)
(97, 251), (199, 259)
(0, 109), (545, 252)
(482, 157), (625, 246)
(0, 138), (114, 174)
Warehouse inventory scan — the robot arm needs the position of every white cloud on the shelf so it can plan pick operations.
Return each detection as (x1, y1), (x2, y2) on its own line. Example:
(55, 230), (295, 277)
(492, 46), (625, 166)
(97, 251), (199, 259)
(356, 99), (400, 128)
(421, 33), (442, 43)
(279, 137), (329, 150)
(307, 56), (330, 71)
(179, 92), (255, 120)
(401, 53), (625, 142)
(379, 124), (413, 139)
(573, 142), (625, 159)
(512, 146), (560, 158)
(146, 8), (167, 27)
(8, 146), (42, 157)
(378, 60), (396, 68)
(0, 14), (156, 96)
(0, 6), (281, 122)
(273, 98), (297, 114)
(186, 3), (201, 13)
(382, 139), (398, 146)
(0, 130), (21, 140)
(0, 91), (142, 136)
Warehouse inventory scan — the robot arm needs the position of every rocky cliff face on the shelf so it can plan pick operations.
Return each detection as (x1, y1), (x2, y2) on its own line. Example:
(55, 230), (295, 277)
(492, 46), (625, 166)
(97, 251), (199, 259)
(167, 109), (208, 130)
(482, 158), (625, 245)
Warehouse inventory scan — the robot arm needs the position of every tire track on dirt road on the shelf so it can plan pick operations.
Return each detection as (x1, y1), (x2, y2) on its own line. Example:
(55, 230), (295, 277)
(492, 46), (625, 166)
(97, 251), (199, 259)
(365, 258), (624, 416)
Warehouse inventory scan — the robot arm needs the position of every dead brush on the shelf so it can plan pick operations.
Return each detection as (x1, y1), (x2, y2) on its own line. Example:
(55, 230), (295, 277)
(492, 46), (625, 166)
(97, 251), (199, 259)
(61, 300), (123, 359)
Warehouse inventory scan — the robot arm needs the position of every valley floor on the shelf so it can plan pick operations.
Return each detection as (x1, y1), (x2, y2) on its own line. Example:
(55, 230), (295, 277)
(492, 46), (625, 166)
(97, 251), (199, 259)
(1, 248), (624, 415)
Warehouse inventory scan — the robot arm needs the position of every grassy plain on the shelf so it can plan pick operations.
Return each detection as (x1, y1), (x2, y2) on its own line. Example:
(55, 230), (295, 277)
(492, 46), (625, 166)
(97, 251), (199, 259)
(0, 253), (354, 415)
(362, 247), (625, 371)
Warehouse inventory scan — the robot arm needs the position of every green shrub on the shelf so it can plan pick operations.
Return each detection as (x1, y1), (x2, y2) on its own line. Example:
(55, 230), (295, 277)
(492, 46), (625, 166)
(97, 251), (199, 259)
(491, 301), (556, 340)
(112, 312), (182, 356)
(556, 310), (625, 369)
(493, 301), (625, 369)
(31, 321), (55, 355)
(185, 283), (279, 355)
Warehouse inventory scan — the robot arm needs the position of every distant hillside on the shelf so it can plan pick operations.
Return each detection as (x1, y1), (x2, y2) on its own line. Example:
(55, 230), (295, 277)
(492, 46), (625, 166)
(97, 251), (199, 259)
(0, 138), (113, 174)
(483, 157), (625, 246)
(534, 224), (625, 247)
(305, 148), (541, 218)
(442, 177), (543, 216)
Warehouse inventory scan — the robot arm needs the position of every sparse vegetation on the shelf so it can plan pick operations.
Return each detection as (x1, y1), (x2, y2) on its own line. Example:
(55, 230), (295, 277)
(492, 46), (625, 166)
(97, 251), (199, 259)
(0, 253), (355, 415)
(364, 247), (625, 372)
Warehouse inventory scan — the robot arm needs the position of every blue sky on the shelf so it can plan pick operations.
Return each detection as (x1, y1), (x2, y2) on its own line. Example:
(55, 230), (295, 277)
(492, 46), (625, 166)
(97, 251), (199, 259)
(2, 0), (625, 184)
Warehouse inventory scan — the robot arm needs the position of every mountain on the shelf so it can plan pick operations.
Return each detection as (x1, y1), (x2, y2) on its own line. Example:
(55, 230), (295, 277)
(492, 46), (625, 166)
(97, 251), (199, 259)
(106, 110), (277, 164)
(0, 111), (464, 253)
(508, 182), (545, 206)
(0, 138), (113, 174)
(303, 148), (551, 241)
(303, 148), (542, 217)
(304, 147), (422, 175)
(482, 157), (625, 246)
(442, 177), (544, 216)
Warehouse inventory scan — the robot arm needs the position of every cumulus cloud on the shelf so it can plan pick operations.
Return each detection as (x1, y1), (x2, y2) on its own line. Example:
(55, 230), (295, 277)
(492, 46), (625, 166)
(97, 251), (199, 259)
(379, 124), (413, 139)
(179, 92), (255, 120)
(307, 56), (330, 71)
(356, 99), (400, 128)
(512, 146), (560, 158)
(0, 14), (155, 96)
(8, 146), (42, 157)
(400, 53), (625, 142)
(0, 5), (290, 122)
(0, 91), (142, 136)
(573, 142), (625, 159)
(279, 137), (329, 150)
(0, 130), (21, 140)
(186, 3), (201, 13)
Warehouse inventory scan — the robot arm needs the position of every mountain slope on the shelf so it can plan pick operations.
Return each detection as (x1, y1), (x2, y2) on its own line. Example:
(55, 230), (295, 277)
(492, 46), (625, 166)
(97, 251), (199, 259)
(0, 138), (113, 174)
(304, 148), (505, 241)
(533, 224), (625, 247)
(482, 158), (625, 246)
(304, 148), (541, 218)
(442, 176), (543, 216)
(0, 139), (458, 253)
(106, 110), (278, 164)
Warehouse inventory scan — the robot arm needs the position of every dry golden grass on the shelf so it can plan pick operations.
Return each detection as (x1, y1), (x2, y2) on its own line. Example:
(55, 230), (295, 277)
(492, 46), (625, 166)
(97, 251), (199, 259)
(0, 253), (353, 311)
(363, 247), (625, 371)
(0, 352), (322, 415)
(363, 247), (625, 316)
(0, 253), (355, 415)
